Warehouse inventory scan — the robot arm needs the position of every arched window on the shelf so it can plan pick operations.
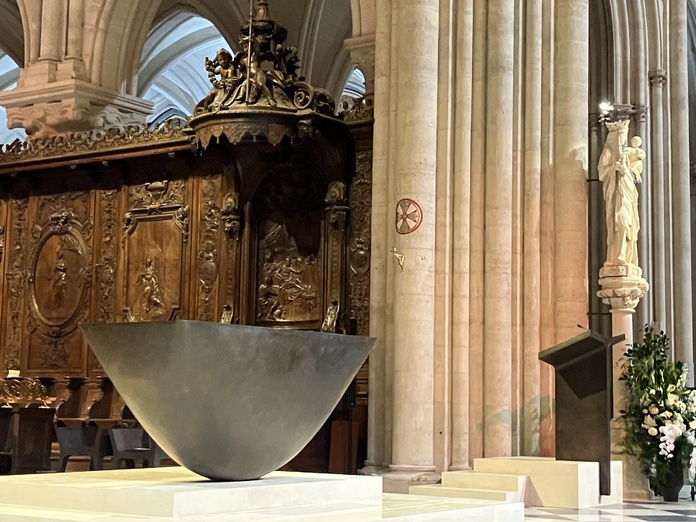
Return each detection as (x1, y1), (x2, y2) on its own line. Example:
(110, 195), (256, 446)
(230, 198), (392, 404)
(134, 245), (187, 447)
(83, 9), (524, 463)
(138, 12), (232, 125)
(0, 51), (24, 143)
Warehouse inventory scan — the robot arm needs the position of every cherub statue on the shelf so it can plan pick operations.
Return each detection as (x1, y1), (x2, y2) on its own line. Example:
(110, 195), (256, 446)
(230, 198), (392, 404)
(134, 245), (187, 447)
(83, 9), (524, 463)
(194, 48), (243, 113)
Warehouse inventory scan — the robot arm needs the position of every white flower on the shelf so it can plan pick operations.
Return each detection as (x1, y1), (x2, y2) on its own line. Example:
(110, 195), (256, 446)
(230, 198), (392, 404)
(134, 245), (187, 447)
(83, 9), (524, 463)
(648, 427), (658, 436)
(689, 420), (696, 430)
(649, 405), (659, 415)
(668, 384), (676, 393)
(642, 408), (649, 414)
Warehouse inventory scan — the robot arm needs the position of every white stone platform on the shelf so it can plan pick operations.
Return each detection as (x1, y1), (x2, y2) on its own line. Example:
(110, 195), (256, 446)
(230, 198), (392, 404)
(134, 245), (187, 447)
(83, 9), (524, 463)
(0, 467), (524, 521)
(411, 457), (623, 509)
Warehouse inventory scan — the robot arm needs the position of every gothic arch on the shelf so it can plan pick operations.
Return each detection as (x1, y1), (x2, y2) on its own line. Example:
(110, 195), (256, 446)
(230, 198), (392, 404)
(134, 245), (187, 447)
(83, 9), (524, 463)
(89, 0), (163, 93)
(0, 1), (23, 66)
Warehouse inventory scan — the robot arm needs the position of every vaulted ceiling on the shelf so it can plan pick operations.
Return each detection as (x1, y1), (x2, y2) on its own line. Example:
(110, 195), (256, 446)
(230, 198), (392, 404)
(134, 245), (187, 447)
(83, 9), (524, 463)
(0, 0), (362, 141)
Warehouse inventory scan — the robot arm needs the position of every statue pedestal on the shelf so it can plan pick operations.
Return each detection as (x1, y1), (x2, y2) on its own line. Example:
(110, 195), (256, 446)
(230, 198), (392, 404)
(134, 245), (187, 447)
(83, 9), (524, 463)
(597, 265), (651, 501)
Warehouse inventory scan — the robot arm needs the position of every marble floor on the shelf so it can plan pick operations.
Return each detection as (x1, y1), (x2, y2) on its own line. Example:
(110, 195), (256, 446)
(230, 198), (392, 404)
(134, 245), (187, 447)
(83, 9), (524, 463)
(526, 502), (696, 521)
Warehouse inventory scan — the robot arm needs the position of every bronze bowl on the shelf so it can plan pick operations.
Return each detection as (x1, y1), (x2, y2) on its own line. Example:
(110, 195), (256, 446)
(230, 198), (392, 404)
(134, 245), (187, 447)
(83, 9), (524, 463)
(79, 321), (374, 481)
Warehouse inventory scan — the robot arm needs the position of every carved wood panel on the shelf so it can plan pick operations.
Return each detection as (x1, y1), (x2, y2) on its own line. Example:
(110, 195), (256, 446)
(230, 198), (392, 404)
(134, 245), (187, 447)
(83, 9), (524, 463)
(348, 122), (373, 405)
(193, 175), (223, 322)
(0, 198), (6, 370)
(252, 166), (324, 327)
(89, 187), (120, 374)
(3, 199), (28, 371)
(120, 179), (190, 322)
(26, 193), (93, 373)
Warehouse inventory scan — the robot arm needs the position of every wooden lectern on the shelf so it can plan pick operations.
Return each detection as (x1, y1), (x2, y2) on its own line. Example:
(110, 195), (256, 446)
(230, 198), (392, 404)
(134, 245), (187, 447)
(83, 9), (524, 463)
(539, 330), (625, 496)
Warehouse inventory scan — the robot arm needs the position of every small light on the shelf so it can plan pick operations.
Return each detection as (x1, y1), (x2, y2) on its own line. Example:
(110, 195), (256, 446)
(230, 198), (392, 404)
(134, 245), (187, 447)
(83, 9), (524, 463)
(599, 101), (614, 113)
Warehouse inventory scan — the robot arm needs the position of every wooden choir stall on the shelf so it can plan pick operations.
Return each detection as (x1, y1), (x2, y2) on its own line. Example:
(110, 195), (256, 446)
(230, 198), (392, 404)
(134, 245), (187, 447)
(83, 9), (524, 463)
(0, 1), (374, 475)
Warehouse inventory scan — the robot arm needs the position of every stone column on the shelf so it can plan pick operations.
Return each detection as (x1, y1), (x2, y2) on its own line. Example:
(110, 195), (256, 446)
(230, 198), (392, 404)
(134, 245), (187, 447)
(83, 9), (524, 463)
(483, 0), (514, 457)
(554, 0), (589, 343)
(649, 69), (667, 330)
(450, 0), (474, 470)
(388, 0), (439, 481)
(0, 0), (152, 137)
(467, 0), (487, 462)
(670, 0), (694, 384)
(39, 0), (63, 62)
(523, 0), (542, 456)
(364, 0), (392, 474)
(538, 0), (556, 457)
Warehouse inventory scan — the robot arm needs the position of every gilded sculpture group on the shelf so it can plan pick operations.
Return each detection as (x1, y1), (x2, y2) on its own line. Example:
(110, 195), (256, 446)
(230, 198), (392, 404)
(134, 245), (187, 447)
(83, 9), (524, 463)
(193, 1), (335, 116)
(194, 3), (300, 113)
(599, 118), (645, 269)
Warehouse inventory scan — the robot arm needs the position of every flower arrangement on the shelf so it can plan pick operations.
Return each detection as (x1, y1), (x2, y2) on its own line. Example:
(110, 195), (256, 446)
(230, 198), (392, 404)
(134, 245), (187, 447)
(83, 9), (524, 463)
(620, 325), (696, 487)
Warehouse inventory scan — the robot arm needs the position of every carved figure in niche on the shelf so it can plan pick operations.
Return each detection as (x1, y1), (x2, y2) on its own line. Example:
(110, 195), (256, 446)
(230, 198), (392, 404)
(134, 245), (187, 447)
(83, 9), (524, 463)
(258, 275), (283, 320)
(198, 240), (218, 287)
(321, 300), (340, 333)
(598, 120), (645, 267)
(195, 49), (244, 113)
(52, 251), (68, 306)
(139, 257), (166, 317)
(220, 305), (234, 324)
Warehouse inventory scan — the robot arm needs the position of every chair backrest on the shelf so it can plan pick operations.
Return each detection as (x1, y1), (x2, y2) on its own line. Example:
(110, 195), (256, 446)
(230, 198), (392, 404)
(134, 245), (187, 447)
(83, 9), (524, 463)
(110, 428), (145, 450)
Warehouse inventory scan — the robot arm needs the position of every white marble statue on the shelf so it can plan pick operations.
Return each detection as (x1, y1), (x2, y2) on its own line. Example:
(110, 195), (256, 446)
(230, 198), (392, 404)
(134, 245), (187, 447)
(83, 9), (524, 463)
(598, 119), (645, 268)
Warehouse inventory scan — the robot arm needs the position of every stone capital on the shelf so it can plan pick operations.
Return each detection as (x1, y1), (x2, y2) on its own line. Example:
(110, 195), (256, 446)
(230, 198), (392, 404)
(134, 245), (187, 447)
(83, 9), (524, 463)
(0, 80), (153, 137)
(648, 68), (667, 87)
(597, 271), (649, 311)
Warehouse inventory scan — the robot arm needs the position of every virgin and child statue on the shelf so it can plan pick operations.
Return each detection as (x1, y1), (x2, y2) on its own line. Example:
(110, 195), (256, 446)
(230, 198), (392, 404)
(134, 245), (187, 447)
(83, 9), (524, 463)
(598, 119), (645, 270)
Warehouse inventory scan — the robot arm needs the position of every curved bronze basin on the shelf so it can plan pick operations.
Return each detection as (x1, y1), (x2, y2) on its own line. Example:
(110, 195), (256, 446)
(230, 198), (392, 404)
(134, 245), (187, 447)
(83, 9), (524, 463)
(79, 321), (374, 481)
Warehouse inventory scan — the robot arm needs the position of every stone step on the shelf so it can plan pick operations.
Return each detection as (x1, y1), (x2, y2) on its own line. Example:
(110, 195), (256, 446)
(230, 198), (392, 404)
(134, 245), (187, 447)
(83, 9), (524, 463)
(409, 484), (518, 502)
(441, 470), (527, 492)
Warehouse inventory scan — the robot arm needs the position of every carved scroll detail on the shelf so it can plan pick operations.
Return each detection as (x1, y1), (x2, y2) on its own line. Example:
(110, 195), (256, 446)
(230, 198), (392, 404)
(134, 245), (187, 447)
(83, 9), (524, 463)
(0, 120), (187, 163)
(95, 189), (118, 324)
(5, 199), (28, 370)
(197, 176), (221, 321)
(349, 150), (372, 337)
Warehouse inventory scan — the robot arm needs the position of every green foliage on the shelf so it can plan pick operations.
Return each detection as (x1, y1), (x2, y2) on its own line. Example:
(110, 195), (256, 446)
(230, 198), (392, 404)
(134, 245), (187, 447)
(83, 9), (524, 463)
(620, 325), (696, 487)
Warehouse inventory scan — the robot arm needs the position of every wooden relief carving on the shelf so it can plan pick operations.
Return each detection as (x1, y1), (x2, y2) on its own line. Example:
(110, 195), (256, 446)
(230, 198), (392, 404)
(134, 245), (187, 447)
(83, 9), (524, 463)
(221, 192), (241, 240)
(0, 200), (4, 265)
(257, 242), (320, 322)
(221, 164), (242, 324)
(253, 166), (323, 325)
(323, 181), (348, 331)
(350, 148), (372, 405)
(122, 179), (189, 322)
(95, 190), (118, 323)
(350, 150), (372, 337)
(4, 199), (28, 370)
(27, 194), (93, 371)
(196, 176), (221, 321)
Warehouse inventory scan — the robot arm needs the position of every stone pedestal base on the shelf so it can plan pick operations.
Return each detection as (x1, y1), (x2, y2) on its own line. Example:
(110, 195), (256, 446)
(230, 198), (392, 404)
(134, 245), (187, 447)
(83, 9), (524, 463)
(382, 466), (441, 494)
(598, 267), (650, 501)
(0, 467), (523, 521)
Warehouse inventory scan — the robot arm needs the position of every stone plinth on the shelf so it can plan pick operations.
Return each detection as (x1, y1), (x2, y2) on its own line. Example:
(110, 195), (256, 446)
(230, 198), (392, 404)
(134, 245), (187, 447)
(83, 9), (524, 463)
(0, 467), (524, 521)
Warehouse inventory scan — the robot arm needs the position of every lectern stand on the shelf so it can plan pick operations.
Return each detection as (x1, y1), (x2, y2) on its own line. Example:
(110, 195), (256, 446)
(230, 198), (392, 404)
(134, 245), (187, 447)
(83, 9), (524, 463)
(539, 330), (625, 496)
